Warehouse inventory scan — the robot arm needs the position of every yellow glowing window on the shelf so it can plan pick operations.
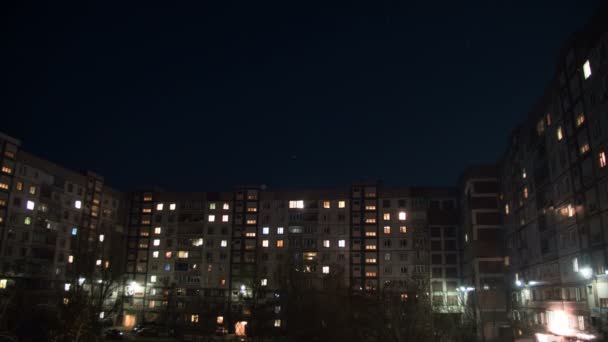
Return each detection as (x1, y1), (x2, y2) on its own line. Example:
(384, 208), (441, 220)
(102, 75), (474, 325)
(546, 113), (551, 126)
(217, 316), (224, 324)
(365, 231), (376, 237)
(576, 114), (585, 127)
(246, 219), (256, 225)
(274, 319), (281, 327)
(68, 255), (74, 263)
(323, 240), (330, 248)
(383, 226), (391, 234)
(178, 251), (189, 258)
(262, 240), (269, 247)
(399, 226), (407, 233)
(600, 152), (607, 168)
(383, 213), (390, 221)
(1, 166), (12, 174)
(190, 314), (199, 323)
(0, 279), (7, 289)
(323, 201), (330, 208)
(338, 201), (346, 208)
(505, 204), (510, 215)
(156, 203), (164, 210)
(16, 182), (23, 191)
(209, 203), (216, 210)
(365, 245), (377, 250)
(365, 218), (376, 223)
(557, 126), (563, 141)
(523, 187), (528, 199)
(245, 232), (256, 237)
(276, 240), (284, 248)
(29, 186), (36, 195)
(580, 143), (590, 155)
(365, 205), (376, 210)
(365, 272), (377, 277)
(365, 258), (377, 263)
(142, 208), (151, 213)
(261, 278), (267, 286)
(247, 207), (257, 212)
(398, 212), (406, 221)
(154, 227), (162, 234)
(0, 183), (8, 190)
(24, 217), (31, 225)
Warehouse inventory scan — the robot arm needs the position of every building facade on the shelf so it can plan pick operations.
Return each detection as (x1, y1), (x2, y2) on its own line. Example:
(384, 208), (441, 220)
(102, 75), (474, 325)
(502, 9), (608, 341)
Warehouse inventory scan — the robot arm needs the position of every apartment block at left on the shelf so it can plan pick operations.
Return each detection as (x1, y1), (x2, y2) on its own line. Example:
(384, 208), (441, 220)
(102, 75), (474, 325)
(0, 132), (127, 322)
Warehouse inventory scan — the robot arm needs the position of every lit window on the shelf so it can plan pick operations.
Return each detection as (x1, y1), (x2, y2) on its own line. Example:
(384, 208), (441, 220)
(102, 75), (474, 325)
(164, 264), (171, 271)
(152, 251), (159, 258)
(246, 219), (256, 225)
(576, 113), (585, 127)
(208, 215), (215, 222)
(465, 233), (468, 242)
(156, 203), (164, 211)
(71, 227), (78, 236)
(323, 240), (330, 248)
(142, 208), (151, 213)
(338, 240), (345, 248)
(262, 227), (269, 235)
(169, 203), (176, 210)
(505, 204), (510, 215)
(223, 203), (230, 210)
(323, 201), (330, 209)
(522, 168), (527, 179)
(192, 238), (203, 246)
(245, 232), (256, 237)
(64, 283), (71, 291)
(365, 205), (376, 210)
(96, 259), (102, 266)
(338, 201), (346, 208)
(221, 240), (227, 247)
(365, 218), (376, 223)
(398, 211), (406, 221)
(583, 60), (592, 79)
(557, 126), (564, 141)
(365, 231), (376, 237)
(274, 319), (281, 328)
(277, 227), (284, 234)
(217, 316), (224, 324)
(0, 183), (8, 190)
(178, 251), (189, 258)
(222, 215), (229, 222)
(322, 266), (330, 274)
(99, 234), (105, 242)
(262, 240), (269, 247)
(1, 166), (12, 174)
(261, 278), (267, 286)
(153, 239), (160, 246)
(247, 207), (257, 212)
(366, 257), (376, 263)
(209, 203), (216, 210)
(0, 279), (6, 289)
(568, 204), (575, 217)
(74, 200), (82, 209)
(536, 120), (545, 135)
(28, 186), (36, 195)
(165, 251), (172, 258)
(365, 272), (377, 277)
(546, 113), (551, 126)
(573, 257), (579, 272)
(68, 255), (74, 263)
(383, 213), (390, 221)
(400, 226), (407, 233)
(16, 182), (23, 191)
(289, 200), (304, 209)
(580, 143), (590, 155)
(383, 226), (391, 234)
(154, 227), (162, 234)
(365, 245), (377, 250)
(24, 217), (31, 225)
(277, 240), (284, 248)
(601, 152), (607, 168)
(151, 275), (157, 283)
(523, 187), (528, 199)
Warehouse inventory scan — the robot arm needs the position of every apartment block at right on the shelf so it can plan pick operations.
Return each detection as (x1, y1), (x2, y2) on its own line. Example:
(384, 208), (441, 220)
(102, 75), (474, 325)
(501, 8), (608, 340)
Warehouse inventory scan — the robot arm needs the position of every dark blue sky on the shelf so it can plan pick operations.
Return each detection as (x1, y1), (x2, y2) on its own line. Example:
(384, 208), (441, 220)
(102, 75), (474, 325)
(1, 0), (602, 191)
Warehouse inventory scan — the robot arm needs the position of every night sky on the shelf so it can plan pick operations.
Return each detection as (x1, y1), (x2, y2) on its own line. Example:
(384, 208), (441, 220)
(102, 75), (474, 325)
(1, 1), (602, 191)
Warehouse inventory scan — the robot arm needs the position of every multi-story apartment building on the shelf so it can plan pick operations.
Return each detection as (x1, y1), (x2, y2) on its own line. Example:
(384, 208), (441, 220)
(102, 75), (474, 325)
(0, 132), (126, 318)
(502, 8), (608, 341)
(120, 184), (462, 337)
(461, 166), (509, 341)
